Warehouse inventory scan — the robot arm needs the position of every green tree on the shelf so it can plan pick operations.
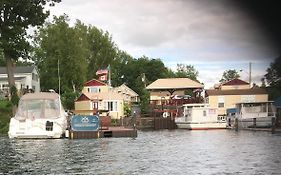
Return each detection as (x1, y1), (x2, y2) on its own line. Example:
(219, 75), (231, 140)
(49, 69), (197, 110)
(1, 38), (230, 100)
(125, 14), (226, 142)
(264, 55), (281, 100)
(0, 49), (4, 66)
(111, 55), (169, 113)
(86, 26), (117, 79)
(33, 15), (88, 93)
(0, 0), (60, 96)
(265, 55), (281, 87)
(111, 50), (133, 87)
(219, 69), (240, 83)
(175, 64), (199, 80)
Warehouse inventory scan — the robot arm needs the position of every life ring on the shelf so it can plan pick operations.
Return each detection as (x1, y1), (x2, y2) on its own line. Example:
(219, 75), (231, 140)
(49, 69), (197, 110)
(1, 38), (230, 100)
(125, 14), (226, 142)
(163, 112), (169, 118)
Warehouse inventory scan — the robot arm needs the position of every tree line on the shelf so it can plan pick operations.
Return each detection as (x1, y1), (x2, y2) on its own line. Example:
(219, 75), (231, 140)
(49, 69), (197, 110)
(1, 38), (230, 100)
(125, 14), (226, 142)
(31, 15), (200, 110)
(1, 1), (280, 111)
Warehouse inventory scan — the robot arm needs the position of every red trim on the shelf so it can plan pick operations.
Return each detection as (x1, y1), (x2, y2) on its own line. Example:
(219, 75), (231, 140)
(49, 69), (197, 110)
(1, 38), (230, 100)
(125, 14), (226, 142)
(84, 79), (107, 86)
(76, 94), (90, 101)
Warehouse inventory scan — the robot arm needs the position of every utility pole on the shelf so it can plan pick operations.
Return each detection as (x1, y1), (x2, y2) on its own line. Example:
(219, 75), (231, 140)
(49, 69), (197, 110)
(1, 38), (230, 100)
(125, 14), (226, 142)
(108, 64), (111, 87)
(249, 62), (251, 88)
(58, 59), (61, 95)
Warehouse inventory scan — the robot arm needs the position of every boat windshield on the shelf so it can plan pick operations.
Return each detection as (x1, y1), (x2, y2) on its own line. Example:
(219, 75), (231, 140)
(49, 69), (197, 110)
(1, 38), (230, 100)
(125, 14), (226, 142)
(15, 98), (61, 120)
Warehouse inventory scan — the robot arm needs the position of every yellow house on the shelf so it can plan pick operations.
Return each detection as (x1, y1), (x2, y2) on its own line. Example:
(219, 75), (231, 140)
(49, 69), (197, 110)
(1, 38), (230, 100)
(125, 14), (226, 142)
(75, 79), (138, 119)
(75, 92), (124, 119)
(206, 79), (268, 116)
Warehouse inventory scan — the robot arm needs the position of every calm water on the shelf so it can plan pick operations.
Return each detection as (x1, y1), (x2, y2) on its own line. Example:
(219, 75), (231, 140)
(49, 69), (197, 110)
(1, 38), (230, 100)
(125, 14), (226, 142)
(1, 130), (281, 175)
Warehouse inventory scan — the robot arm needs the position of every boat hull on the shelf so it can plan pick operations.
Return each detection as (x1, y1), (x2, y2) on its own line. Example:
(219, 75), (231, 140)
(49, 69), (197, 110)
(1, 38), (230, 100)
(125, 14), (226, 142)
(8, 117), (67, 139)
(176, 122), (226, 130)
(238, 117), (273, 129)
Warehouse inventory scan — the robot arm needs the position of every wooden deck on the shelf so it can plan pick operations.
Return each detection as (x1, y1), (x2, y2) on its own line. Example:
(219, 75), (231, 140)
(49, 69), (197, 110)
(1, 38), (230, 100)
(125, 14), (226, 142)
(69, 127), (137, 139)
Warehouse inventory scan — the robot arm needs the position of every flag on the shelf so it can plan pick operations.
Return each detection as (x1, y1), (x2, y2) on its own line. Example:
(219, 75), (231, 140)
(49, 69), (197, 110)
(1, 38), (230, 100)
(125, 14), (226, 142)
(99, 74), (107, 81)
(96, 69), (108, 75)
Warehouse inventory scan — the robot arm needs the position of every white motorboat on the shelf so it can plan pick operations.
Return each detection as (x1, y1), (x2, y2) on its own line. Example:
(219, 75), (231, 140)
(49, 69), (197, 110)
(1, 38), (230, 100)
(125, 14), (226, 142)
(235, 101), (276, 128)
(8, 92), (68, 139)
(175, 103), (226, 130)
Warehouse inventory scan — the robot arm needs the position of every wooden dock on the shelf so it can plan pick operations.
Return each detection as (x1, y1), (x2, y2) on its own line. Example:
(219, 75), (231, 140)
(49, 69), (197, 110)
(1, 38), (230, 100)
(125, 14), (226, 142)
(136, 116), (177, 130)
(69, 127), (137, 139)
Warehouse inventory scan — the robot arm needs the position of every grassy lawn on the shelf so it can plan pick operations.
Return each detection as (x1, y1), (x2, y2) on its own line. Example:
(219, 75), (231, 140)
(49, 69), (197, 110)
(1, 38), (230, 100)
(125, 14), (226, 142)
(0, 100), (12, 134)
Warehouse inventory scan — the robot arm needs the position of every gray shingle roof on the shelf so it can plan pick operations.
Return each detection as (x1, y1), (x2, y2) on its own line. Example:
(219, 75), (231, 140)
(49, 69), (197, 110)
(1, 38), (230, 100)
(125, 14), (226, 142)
(0, 77), (26, 81)
(0, 66), (35, 74)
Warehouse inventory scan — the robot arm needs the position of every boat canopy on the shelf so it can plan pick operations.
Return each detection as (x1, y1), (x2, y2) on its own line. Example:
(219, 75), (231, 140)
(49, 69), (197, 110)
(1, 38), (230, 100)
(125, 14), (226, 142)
(15, 92), (64, 120)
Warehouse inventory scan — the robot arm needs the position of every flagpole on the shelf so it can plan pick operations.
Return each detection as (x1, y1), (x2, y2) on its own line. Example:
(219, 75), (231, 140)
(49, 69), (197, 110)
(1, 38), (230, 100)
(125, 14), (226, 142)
(108, 64), (111, 86)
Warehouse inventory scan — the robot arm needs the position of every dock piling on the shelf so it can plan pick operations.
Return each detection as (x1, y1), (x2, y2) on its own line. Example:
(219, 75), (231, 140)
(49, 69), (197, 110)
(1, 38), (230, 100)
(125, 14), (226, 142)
(272, 117), (276, 134)
(234, 118), (238, 131)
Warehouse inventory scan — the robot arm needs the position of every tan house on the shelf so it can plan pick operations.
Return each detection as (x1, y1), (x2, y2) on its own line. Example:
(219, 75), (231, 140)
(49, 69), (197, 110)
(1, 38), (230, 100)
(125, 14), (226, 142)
(146, 78), (204, 105)
(205, 79), (268, 116)
(112, 83), (139, 103)
(75, 79), (138, 119)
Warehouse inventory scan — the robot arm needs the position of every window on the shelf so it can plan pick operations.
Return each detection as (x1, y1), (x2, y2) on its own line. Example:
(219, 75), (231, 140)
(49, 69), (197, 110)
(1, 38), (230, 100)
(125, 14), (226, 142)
(104, 101), (118, 111)
(218, 96), (224, 108)
(88, 87), (100, 93)
(1, 84), (9, 90)
(92, 102), (98, 109)
(32, 73), (38, 81)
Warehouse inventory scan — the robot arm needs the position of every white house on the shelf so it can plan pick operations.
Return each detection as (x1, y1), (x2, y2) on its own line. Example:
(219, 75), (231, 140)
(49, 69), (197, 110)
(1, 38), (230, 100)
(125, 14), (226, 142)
(0, 66), (40, 95)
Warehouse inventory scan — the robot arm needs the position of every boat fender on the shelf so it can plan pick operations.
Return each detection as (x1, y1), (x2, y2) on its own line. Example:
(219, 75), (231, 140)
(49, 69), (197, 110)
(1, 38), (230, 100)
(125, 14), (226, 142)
(163, 112), (169, 118)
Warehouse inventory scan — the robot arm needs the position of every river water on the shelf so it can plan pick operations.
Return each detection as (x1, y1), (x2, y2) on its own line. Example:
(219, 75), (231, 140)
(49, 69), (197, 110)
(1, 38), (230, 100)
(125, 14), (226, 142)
(1, 130), (281, 175)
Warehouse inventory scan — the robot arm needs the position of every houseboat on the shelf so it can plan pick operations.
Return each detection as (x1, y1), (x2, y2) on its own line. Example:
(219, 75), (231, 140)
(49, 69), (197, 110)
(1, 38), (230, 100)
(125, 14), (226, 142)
(175, 103), (226, 130)
(235, 101), (276, 128)
(8, 92), (68, 139)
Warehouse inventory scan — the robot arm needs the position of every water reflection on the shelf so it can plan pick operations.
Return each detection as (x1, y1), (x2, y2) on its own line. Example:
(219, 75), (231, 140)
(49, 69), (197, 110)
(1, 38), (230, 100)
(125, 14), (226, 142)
(1, 130), (281, 174)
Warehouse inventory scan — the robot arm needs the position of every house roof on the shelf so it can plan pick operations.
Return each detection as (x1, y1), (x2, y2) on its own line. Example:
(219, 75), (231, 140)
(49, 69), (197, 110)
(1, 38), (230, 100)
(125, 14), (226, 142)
(113, 83), (139, 97)
(146, 78), (203, 90)
(76, 92), (123, 102)
(222, 78), (249, 86)
(0, 77), (26, 82)
(0, 66), (35, 74)
(84, 79), (107, 86)
(206, 88), (267, 96)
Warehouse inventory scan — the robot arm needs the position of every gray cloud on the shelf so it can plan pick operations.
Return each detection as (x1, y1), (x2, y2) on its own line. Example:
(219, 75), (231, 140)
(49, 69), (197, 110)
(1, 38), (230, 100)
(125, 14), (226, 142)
(49, 0), (278, 63)
(47, 0), (278, 87)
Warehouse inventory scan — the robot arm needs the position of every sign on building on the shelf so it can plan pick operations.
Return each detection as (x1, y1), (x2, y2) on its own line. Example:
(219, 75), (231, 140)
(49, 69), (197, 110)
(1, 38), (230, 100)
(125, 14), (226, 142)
(241, 95), (256, 103)
(71, 115), (99, 131)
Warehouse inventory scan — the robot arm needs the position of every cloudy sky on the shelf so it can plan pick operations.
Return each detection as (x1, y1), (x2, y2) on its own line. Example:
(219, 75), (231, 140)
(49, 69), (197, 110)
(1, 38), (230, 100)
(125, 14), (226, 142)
(47, 0), (280, 88)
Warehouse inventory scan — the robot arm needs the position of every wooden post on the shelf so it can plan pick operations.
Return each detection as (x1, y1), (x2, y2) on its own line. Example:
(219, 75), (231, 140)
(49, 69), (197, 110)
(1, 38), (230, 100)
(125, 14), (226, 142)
(253, 118), (256, 128)
(272, 117), (276, 134)
(235, 118), (239, 131)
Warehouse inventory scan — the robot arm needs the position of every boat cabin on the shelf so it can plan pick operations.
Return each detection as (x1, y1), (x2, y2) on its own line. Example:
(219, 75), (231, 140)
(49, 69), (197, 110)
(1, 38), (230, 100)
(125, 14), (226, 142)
(182, 103), (219, 121)
(236, 101), (275, 119)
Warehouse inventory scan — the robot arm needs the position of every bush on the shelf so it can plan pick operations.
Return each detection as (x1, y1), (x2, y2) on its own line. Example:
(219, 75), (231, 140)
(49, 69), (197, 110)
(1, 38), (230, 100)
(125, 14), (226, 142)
(0, 100), (12, 134)
(61, 91), (79, 110)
